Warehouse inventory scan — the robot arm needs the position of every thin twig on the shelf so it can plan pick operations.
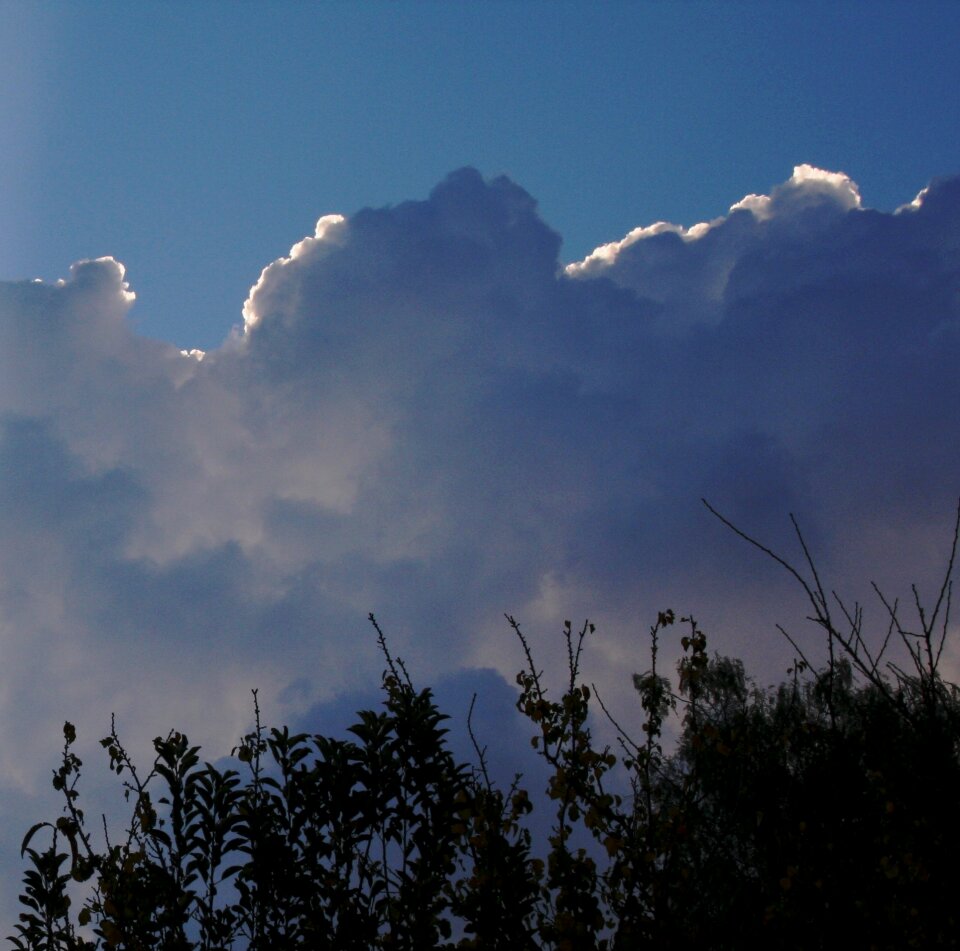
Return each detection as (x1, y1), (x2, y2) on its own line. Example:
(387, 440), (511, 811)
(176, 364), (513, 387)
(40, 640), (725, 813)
(935, 580), (953, 671)
(775, 624), (814, 672)
(466, 693), (492, 791)
(791, 513), (828, 617)
(591, 683), (641, 754)
(506, 614), (545, 700)
(929, 498), (960, 639)
(703, 500), (817, 601)
(369, 613), (412, 686)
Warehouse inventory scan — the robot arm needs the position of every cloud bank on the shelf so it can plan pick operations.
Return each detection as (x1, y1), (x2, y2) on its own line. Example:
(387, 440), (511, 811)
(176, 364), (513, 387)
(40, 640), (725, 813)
(1, 165), (958, 916)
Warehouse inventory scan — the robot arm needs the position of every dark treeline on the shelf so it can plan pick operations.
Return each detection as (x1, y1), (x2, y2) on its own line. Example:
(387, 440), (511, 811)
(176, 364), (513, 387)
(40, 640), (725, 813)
(10, 511), (960, 950)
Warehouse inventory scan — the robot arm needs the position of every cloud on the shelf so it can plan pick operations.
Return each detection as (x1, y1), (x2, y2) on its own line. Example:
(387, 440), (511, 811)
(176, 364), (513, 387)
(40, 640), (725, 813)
(0, 165), (959, 922)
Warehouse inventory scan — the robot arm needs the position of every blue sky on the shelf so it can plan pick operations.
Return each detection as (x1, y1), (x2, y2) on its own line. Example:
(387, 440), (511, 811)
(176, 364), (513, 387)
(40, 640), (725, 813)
(4, 2), (960, 348)
(1, 0), (960, 929)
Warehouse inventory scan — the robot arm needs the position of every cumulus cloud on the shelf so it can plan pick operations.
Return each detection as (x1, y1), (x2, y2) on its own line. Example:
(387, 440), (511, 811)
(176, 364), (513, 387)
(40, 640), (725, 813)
(0, 164), (958, 921)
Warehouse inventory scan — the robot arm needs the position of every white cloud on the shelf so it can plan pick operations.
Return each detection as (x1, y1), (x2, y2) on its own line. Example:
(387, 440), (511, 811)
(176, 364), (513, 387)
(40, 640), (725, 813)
(242, 213), (347, 332)
(0, 165), (959, 923)
(567, 164), (862, 282)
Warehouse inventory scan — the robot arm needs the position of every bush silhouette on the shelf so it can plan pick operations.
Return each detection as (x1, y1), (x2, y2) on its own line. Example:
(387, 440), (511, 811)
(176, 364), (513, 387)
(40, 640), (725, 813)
(10, 509), (960, 949)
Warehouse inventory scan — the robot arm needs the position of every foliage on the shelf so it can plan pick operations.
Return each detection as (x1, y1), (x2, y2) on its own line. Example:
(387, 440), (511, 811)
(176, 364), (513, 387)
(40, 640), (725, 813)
(10, 510), (960, 949)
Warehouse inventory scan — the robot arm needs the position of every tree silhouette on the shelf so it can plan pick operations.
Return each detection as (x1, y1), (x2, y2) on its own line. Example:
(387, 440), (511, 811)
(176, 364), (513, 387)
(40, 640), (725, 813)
(11, 508), (960, 949)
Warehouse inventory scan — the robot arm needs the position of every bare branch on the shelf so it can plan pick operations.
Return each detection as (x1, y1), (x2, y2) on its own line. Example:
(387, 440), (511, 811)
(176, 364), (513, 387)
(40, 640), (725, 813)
(466, 693), (492, 791)
(791, 513), (829, 617)
(506, 613), (545, 700)
(775, 624), (814, 672)
(928, 498), (960, 638)
(873, 603), (898, 675)
(935, 579), (953, 671)
(592, 683), (641, 754)
(703, 500), (819, 605)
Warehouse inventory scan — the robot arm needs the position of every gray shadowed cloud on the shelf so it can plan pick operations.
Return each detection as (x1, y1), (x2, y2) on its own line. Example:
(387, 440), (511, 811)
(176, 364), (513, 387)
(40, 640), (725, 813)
(0, 166), (958, 923)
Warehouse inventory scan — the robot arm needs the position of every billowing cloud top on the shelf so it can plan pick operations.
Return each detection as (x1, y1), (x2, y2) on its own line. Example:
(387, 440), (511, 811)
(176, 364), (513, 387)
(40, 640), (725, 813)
(0, 165), (958, 919)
